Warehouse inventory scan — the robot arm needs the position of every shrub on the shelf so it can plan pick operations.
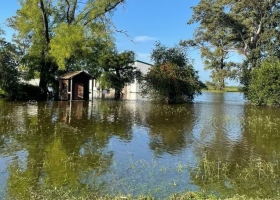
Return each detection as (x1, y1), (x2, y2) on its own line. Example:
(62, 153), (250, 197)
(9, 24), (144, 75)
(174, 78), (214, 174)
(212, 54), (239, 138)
(247, 60), (280, 106)
(6, 83), (39, 101)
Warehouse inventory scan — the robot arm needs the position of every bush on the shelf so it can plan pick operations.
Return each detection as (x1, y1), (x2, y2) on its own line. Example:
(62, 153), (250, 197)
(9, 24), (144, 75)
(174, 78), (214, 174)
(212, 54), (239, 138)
(247, 61), (280, 106)
(7, 83), (39, 101)
(142, 42), (205, 103)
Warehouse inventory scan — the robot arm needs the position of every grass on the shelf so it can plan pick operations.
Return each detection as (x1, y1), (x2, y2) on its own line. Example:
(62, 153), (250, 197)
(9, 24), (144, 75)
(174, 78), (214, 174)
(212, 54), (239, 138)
(203, 86), (242, 92)
(9, 188), (265, 200)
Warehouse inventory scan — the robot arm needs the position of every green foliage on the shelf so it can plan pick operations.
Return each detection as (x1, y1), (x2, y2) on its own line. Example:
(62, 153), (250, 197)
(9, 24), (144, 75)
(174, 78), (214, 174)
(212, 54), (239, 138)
(142, 42), (204, 103)
(247, 60), (280, 106)
(50, 23), (87, 69)
(98, 71), (112, 90)
(99, 50), (140, 100)
(0, 30), (40, 100)
(9, 0), (125, 99)
(15, 83), (40, 100)
(0, 38), (20, 99)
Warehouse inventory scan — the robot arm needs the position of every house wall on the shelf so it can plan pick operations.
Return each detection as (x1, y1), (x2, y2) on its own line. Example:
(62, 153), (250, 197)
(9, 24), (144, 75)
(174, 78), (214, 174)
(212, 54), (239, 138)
(128, 61), (152, 93)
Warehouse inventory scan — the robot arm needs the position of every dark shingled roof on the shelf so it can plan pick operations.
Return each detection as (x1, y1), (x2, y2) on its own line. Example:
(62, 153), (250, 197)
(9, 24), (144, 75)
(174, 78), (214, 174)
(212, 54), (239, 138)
(59, 71), (92, 79)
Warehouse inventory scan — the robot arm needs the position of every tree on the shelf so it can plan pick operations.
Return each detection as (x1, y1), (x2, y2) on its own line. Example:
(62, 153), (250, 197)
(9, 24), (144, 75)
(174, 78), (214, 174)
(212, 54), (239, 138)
(201, 47), (239, 90)
(0, 32), (20, 99)
(142, 42), (205, 104)
(181, 7), (239, 90)
(99, 50), (140, 100)
(187, 0), (280, 93)
(9, 0), (126, 100)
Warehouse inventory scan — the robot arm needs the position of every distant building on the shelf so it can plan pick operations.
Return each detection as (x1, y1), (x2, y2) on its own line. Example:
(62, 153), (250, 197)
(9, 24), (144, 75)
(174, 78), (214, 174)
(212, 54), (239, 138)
(91, 60), (152, 97)
(125, 60), (152, 93)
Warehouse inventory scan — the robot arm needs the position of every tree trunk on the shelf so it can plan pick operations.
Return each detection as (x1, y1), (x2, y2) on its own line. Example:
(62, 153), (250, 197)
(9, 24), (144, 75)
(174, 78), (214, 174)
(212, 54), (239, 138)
(114, 68), (122, 100)
(38, 69), (49, 100)
(167, 91), (176, 104)
(38, 60), (53, 100)
(114, 89), (121, 100)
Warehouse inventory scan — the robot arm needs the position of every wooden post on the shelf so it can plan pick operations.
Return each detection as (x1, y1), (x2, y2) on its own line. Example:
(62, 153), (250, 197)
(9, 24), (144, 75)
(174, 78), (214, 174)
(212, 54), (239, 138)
(91, 78), (93, 102)
(70, 78), (73, 101)
(69, 101), (72, 124)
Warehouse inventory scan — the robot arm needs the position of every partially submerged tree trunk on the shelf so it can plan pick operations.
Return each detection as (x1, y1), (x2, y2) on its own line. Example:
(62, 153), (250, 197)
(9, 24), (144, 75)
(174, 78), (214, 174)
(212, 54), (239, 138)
(114, 68), (122, 100)
(166, 91), (177, 104)
(114, 89), (122, 100)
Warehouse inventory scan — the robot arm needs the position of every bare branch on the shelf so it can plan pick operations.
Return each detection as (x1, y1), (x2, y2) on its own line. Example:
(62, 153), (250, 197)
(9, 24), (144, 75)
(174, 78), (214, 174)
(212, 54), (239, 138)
(101, 15), (134, 44)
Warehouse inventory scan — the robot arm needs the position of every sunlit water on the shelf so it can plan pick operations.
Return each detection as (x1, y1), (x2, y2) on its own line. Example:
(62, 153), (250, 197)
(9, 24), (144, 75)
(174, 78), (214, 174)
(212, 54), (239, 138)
(1, 92), (280, 199)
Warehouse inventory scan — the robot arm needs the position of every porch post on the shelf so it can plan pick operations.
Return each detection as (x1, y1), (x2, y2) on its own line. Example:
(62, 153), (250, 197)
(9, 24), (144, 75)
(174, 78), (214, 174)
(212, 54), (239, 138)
(70, 78), (73, 101)
(91, 78), (93, 102)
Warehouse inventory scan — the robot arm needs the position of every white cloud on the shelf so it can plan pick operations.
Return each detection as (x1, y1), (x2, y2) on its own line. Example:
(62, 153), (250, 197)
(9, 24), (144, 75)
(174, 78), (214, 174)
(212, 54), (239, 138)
(134, 36), (156, 42)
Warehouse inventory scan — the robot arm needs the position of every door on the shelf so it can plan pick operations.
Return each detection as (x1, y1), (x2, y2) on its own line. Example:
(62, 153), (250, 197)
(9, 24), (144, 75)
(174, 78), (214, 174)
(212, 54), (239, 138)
(74, 83), (84, 100)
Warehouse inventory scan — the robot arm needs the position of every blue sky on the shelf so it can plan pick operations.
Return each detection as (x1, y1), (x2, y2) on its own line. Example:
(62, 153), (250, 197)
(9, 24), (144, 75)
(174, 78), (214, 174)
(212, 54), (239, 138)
(0, 0), (239, 85)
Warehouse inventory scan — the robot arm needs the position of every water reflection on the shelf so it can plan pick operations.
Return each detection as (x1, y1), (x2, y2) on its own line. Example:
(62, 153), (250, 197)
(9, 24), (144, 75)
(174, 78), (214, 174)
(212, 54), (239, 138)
(1, 93), (280, 198)
(1, 101), (114, 199)
(145, 104), (196, 155)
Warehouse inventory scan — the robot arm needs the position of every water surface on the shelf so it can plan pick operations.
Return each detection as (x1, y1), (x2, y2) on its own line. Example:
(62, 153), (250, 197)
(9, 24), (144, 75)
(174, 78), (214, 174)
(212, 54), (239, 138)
(1, 92), (280, 199)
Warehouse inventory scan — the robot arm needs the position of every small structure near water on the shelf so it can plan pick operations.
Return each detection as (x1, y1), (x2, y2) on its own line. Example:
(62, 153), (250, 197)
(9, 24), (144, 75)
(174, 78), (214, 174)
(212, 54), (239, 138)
(59, 71), (93, 101)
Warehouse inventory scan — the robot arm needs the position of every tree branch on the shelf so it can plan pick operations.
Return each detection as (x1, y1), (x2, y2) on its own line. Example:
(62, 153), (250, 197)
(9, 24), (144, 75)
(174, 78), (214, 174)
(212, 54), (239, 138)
(101, 15), (134, 44)
(39, 0), (50, 44)
(83, 0), (125, 26)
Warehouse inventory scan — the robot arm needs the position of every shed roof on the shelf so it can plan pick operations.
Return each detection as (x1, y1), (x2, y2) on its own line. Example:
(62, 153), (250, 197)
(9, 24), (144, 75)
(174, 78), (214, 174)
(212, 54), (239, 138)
(59, 71), (92, 79)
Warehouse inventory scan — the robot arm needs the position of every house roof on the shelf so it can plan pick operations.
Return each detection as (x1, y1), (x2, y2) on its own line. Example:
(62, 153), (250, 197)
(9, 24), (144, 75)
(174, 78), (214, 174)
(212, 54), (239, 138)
(135, 60), (153, 66)
(59, 71), (92, 79)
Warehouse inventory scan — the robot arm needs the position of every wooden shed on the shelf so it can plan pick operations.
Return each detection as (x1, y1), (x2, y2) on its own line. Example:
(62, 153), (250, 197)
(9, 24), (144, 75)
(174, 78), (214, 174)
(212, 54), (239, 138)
(59, 71), (93, 101)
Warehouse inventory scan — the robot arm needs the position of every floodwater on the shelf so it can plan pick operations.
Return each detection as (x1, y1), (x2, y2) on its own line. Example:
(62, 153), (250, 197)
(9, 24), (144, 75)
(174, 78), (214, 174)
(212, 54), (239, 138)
(1, 92), (280, 199)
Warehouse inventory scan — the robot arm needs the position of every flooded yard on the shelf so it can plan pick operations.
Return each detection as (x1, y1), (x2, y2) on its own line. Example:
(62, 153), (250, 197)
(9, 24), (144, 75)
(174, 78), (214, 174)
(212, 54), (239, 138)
(0, 92), (280, 199)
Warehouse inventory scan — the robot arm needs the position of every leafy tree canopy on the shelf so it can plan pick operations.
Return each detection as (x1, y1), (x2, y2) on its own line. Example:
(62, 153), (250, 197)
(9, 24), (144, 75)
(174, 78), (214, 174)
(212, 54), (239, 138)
(8, 0), (125, 99)
(99, 50), (141, 100)
(142, 42), (205, 104)
(0, 31), (20, 99)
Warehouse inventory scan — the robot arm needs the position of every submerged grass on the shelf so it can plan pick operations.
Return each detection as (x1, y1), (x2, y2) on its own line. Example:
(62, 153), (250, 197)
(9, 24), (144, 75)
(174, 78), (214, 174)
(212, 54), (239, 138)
(6, 154), (280, 200)
(191, 155), (280, 199)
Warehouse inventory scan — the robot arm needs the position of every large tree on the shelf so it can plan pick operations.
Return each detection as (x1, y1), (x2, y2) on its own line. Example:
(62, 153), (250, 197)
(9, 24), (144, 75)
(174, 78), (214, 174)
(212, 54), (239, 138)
(9, 0), (125, 100)
(187, 0), (280, 92)
(142, 42), (204, 104)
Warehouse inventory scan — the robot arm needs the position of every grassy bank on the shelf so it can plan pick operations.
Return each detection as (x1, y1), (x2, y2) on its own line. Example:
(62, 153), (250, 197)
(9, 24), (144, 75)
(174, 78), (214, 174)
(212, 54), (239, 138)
(20, 189), (254, 200)
(203, 86), (242, 92)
